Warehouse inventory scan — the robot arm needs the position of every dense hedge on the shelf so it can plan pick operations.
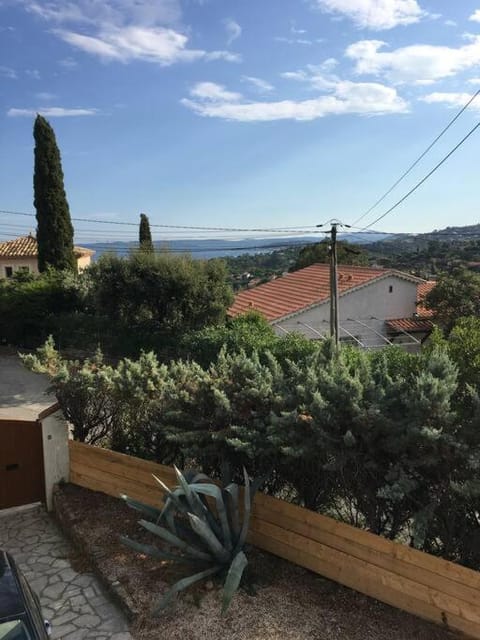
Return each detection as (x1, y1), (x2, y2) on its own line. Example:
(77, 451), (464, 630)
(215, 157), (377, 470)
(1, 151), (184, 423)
(0, 253), (233, 356)
(23, 327), (480, 569)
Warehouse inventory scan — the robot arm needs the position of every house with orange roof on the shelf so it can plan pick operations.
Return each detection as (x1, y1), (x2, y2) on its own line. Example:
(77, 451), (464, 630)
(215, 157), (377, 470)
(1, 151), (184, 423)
(0, 234), (94, 278)
(229, 263), (436, 349)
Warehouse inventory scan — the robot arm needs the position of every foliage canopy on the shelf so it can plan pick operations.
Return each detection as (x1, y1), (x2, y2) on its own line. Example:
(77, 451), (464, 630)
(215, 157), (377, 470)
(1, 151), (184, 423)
(33, 115), (75, 272)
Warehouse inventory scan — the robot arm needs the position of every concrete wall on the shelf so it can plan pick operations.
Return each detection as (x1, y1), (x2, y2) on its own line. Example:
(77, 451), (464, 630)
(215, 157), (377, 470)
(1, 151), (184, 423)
(40, 410), (70, 511)
(274, 275), (419, 348)
(0, 255), (92, 278)
(0, 257), (39, 277)
(76, 254), (92, 272)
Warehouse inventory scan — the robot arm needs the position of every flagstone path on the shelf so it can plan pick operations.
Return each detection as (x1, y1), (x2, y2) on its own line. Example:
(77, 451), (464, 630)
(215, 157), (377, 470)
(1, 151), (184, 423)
(0, 505), (132, 640)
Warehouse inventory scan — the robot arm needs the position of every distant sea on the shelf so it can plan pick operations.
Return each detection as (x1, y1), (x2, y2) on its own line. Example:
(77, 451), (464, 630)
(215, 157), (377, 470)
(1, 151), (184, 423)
(84, 233), (390, 261)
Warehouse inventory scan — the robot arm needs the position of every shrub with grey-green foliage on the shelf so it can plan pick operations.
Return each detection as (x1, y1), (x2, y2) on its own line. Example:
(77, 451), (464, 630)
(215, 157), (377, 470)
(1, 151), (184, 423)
(160, 349), (284, 489)
(24, 335), (480, 568)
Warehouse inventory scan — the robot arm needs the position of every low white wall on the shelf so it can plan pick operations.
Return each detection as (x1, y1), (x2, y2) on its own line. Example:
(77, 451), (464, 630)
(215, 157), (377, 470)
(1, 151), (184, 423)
(40, 410), (70, 511)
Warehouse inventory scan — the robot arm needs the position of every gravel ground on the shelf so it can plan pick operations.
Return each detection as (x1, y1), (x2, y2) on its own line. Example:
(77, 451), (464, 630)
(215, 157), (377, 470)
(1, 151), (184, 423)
(55, 484), (460, 640)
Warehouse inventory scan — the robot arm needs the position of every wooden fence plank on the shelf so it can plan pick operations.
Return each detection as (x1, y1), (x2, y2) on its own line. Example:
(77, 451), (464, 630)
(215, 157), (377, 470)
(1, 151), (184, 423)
(70, 462), (164, 505)
(250, 530), (480, 640)
(68, 442), (480, 640)
(253, 492), (480, 592)
(250, 500), (480, 608)
(249, 517), (480, 628)
(69, 441), (176, 483)
(70, 447), (174, 494)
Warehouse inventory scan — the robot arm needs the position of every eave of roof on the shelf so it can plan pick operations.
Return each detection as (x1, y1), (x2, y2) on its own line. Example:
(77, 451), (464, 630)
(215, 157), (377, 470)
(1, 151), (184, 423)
(386, 317), (434, 333)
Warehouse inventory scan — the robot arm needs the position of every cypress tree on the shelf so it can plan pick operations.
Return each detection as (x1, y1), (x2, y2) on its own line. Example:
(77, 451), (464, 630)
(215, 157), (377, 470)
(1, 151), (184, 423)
(139, 213), (154, 253)
(33, 115), (75, 272)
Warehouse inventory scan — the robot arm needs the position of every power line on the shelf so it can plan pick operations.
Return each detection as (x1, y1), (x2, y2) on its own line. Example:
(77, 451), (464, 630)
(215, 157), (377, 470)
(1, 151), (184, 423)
(360, 119), (480, 231)
(351, 89), (480, 228)
(0, 233), (320, 253)
(0, 209), (325, 234)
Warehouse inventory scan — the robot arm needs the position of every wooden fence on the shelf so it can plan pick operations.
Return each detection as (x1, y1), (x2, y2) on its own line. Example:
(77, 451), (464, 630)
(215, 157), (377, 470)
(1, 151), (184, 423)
(69, 440), (480, 639)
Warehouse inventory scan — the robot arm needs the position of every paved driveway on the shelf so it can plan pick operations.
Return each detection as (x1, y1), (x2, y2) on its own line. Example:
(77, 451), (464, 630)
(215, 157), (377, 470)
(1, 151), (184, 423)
(0, 505), (132, 640)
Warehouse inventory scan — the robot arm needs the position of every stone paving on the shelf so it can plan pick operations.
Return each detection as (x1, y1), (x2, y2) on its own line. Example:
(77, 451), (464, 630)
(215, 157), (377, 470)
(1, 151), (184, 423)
(0, 505), (133, 640)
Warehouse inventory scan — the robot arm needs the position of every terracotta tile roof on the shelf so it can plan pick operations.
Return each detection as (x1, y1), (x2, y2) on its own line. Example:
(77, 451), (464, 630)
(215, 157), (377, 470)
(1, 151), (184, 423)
(386, 317), (433, 334)
(416, 280), (436, 318)
(0, 235), (94, 258)
(229, 264), (400, 322)
(0, 235), (38, 257)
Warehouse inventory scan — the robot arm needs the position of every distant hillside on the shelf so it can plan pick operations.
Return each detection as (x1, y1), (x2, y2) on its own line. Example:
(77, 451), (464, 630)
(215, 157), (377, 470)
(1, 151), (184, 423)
(85, 232), (391, 261)
(362, 222), (480, 279)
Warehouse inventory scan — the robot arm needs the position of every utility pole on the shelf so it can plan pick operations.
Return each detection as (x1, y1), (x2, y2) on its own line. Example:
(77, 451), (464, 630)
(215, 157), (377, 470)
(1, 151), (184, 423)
(331, 222), (339, 346)
(317, 220), (351, 347)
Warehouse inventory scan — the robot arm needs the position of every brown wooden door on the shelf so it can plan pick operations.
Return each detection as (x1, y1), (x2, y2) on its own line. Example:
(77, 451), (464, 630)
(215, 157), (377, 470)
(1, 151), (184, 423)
(0, 420), (45, 509)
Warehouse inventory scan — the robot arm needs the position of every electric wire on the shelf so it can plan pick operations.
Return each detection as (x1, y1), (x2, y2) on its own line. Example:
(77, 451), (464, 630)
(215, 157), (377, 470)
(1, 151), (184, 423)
(360, 119), (480, 231)
(0, 209), (325, 234)
(351, 89), (480, 228)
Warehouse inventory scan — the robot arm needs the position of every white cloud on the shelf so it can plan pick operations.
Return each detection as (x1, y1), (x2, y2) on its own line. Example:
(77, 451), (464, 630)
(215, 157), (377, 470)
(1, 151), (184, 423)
(420, 92), (480, 111)
(7, 106), (98, 117)
(23, 0), (239, 66)
(275, 36), (312, 45)
(281, 62), (340, 90)
(190, 82), (242, 102)
(469, 9), (480, 23)
(25, 68), (41, 79)
(57, 26), (240, 65)
(182, 79), (408, 122)
(346, 37), (480, 84)
(59, 56), (78, 68)
(0, 65), (17, 79)
(281, 70), (308, 81)
(290, 23), (307, 35)
(313, 0), (424, 30)
(36, 92), (57, 100)
(224, 18), (241, 44)
(468, 77), (480, 84)
(24, 0), (182, 27)
(444, 19), (457, 27)
(241, 75), (274, 93)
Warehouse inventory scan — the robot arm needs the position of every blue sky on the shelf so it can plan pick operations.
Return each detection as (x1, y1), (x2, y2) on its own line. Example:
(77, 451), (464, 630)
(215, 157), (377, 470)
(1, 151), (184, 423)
(1, 0), (480, 243)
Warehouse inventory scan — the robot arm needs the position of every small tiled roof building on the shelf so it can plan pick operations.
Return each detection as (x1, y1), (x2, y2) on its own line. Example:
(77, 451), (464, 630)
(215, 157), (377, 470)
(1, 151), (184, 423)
(0, 234), (94, 278)
(229, 263), (436, 350)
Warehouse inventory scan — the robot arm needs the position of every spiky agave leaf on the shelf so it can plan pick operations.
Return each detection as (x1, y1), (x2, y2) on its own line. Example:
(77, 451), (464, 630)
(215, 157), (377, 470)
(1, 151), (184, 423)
(173, 466), (211, 521)
(138, 519), (211, 562)
(224, 483), (240, 543)
(222, 551), (248, 614)
(190, 484), (232, 551)
(189, 471), (211, 484)
(120, 495), (162, 521)
(152, 566), (222, 616)
(234, 468), (251, 554)
(187, 513), (230, 563)
(120, 536), (192, 564)
(161, 484), (223, 540)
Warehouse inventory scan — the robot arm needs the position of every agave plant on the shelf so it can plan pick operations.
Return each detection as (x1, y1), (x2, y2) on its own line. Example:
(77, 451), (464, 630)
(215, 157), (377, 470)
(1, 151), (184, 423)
(120, 466), (260, 614)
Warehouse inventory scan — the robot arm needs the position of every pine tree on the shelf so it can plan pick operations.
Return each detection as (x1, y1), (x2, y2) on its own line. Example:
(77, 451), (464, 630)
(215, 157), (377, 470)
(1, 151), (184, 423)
(139, 213), (154, 253)
(33, 115), (75, 272)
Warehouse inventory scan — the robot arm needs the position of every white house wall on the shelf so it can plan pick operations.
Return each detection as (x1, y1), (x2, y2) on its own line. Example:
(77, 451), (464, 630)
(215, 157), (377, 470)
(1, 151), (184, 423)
(40, 410), (70, 511)
(274, 275), (418, 347)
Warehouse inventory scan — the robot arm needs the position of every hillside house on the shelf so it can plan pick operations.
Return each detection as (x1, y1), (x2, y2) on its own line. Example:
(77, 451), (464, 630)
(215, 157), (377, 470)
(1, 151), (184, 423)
(0, 234), (94, 278)
(229, 264), (435, 349)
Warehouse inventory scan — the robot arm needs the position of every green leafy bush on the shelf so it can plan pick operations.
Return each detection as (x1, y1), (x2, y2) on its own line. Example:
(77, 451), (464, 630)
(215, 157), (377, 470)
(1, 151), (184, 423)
(0, 269), (88, 348)
(24, 334), (480, 568)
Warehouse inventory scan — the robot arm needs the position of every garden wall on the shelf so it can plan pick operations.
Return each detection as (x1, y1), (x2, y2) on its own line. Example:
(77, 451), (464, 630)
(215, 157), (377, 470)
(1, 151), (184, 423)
(69, 440), (480, 639)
